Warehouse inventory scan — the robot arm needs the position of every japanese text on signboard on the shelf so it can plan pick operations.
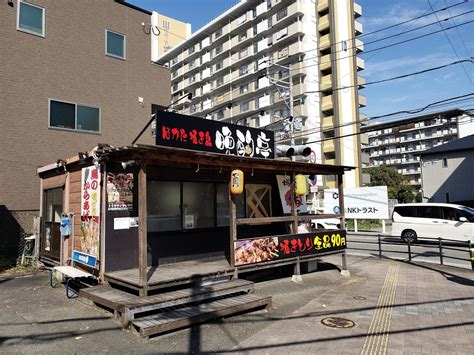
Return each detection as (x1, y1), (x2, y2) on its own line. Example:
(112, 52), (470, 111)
(155, 110), (275, 159)
(234, 230), (346, 266)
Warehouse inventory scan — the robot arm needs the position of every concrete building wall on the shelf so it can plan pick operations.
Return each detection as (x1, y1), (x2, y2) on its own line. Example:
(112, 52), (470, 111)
(421, 150), (474, 205)
(0, 0), (170, 240)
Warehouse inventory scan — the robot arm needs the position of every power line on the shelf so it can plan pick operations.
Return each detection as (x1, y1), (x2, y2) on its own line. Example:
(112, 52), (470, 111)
(288, 93), (474, 146)
(304, 58), (474, 95)
(427, 0), (474, 84)
(443, 0), (474, 61)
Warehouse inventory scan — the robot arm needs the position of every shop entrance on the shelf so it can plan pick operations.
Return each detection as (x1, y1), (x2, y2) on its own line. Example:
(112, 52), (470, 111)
(40, 187), (63, 262)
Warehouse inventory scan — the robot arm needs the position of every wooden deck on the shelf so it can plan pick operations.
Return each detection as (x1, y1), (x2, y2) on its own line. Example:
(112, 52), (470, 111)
(105, 258), (234, 290)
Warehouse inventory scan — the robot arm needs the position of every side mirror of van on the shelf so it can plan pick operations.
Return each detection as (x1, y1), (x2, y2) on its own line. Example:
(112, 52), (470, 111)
(459, 216), (468, 223)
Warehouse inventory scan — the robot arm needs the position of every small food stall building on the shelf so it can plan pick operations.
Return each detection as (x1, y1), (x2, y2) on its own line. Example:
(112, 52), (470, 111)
(37, 111), (352, 297)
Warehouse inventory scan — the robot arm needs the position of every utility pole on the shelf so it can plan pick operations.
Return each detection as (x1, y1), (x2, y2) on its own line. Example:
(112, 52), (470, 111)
(288, 63), (295, 162)
(267, 60), (295, 160)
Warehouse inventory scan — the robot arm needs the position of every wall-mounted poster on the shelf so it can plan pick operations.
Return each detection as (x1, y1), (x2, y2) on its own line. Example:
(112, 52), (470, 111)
(276, 175), (308, 214)
(107, 172), (134, 211)
(81, 166), (101, 257)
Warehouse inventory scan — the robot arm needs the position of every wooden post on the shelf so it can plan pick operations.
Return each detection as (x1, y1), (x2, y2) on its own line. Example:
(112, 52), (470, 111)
(138, 163), (148, 296)
(338, 173), (350, 276)
(229, 179), (237, 277)
(291, 173), (302, 282)
(99, 163), (107, 283)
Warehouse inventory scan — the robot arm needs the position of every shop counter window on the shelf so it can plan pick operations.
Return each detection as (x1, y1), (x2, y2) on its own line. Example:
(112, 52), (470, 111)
(183, 182), (215, 229)
(216, 183), (245, 226)
(147, 180), (248, 231)
(147, 181), (181, 232)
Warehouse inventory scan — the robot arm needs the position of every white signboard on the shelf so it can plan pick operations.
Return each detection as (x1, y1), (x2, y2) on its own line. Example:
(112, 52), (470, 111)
(324, 186), (389, 219)
(276, 175), (307, 214)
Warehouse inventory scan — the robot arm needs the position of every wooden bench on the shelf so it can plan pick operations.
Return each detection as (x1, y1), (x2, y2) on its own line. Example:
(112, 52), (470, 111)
(50, 250), (98, 298)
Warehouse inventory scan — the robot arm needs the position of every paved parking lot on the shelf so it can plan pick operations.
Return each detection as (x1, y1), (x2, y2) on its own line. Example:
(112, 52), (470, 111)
(1, 255), (473, 354)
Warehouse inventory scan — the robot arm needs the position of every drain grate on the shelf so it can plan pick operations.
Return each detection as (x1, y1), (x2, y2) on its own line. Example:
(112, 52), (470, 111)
(321, 317), (355, 329)
(353, 296), (366, 300)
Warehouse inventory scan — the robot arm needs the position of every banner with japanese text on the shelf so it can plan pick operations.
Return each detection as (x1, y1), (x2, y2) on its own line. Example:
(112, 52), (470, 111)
(234, 230), (346, 266)
(81, 166), (101, 258)
(154, 110), (275, 159)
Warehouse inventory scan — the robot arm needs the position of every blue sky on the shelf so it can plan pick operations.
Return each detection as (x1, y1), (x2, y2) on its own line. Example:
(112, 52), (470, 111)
(130, 0), (474, 121)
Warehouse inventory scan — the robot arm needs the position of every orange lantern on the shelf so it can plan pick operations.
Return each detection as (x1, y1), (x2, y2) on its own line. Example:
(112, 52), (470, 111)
(295, 174), (307, 196)
(230, 169), (244, 195)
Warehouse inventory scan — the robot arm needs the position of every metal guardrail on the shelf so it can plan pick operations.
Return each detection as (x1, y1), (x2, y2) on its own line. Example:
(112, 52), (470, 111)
(347, 233), (474, 271)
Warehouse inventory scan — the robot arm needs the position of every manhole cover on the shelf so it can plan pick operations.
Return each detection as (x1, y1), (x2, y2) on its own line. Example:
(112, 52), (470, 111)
(321, 317), (355, 329)
(353, 296), (366, 300)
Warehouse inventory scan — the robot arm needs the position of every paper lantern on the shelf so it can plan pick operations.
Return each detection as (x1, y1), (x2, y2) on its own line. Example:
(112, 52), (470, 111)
(295, 174), (307, 196)
(230, 169), (244, 195)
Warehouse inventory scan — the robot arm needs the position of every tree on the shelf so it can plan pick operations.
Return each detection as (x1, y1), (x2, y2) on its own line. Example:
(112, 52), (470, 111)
(363, 166), (402, 199)
(363, 166), (418, 202)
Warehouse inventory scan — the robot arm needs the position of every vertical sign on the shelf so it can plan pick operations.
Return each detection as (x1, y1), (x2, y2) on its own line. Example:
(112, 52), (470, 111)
(276, 175), (308, 214)
(81, 166), (101, 257)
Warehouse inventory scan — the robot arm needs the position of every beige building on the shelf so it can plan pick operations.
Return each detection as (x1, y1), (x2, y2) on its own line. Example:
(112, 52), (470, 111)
(0, 0), (170, 264)
(156, 0), (366, 190)
(151, 12), (192, 59)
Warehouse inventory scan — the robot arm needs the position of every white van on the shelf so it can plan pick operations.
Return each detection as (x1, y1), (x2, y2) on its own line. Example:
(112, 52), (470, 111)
(391, 203), (474, 243)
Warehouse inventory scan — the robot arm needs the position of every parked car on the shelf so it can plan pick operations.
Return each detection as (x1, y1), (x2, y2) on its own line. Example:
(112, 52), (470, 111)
(311, 218), (341, 230)
(391, 203), (474, 243)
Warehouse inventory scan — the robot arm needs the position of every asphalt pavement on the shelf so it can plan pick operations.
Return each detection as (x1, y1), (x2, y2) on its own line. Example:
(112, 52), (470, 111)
(1, 254), (473, 354)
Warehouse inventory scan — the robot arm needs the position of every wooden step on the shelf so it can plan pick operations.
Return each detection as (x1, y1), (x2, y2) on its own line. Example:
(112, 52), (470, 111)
(79, 285), (139, 311)
(80, 279), (256, 326)
(131, 293), (272, 338)
(122, 279), (254, 325)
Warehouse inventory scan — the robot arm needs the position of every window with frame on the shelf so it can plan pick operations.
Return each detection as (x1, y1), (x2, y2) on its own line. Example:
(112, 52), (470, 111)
(215, 44), (223, 55)
(277, 7), (288, 21)
(240, 83), (249, 94)
(214, 27), (222, 39)
(241, 101), (250, 112)
(239, 47), (248, 59)
(49, 100), (100, 133)
(239, 30), (247, 42)
(172, 56), (178, 65)
(163, 20), (170, 29)
(172, 70), (178, 78)
(106, 30), (126, 59)
(215, 60), (223, 71)
(18, 1), (45, 37)
(215, 76), (224, 87)
(239, 64), (249, 76)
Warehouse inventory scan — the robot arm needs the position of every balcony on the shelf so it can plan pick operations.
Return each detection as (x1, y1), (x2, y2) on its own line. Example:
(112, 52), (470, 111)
(354, 3), (362, 18)
(319, 34), (330, 51)
(320, 74), (333, 91)
(318, 0), (329, 13)
(320, 54), (332, 71)
(356, 57), (365, 71)
(323, 140), (335, 154)
(354, 20), (363, 36)
(321, 95), (333, 112)
(360, 133), (369, 145)
(318, 14), (330, 32)
(322, 115), (334, 130)
(355, 39), (364, 53)
(359, 94), (367, 107)
(358, 75), (366, 88)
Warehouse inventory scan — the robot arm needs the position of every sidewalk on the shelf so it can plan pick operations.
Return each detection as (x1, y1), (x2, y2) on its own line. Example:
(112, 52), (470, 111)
(1, 255), (473, 354)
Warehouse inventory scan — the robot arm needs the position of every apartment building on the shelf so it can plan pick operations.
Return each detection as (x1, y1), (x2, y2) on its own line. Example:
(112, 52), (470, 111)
(0, 0), (170, 263)
(362, 109), (474, 189)
(155, 0), (365, 189)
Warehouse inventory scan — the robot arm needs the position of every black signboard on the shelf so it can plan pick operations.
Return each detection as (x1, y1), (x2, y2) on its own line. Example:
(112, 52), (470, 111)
(155, 110), (275, 159)
(234, 230), (347, 266)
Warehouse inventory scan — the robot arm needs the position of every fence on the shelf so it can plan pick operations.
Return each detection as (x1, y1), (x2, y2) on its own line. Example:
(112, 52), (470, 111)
(347, 234), (474, 270)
